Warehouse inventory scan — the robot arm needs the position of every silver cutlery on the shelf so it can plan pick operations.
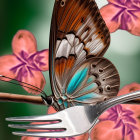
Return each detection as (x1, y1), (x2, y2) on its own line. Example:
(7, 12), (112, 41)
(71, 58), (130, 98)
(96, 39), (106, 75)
(6, 90), (140, 138)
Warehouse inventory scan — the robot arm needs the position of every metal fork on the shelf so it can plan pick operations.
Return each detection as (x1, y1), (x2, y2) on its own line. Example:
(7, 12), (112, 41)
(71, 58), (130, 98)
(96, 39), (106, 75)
(6, 90), (140, 138)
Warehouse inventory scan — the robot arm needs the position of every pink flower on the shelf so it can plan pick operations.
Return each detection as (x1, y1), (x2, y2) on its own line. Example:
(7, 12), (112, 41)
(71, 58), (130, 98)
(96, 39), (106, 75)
(0, 30), (49, 94)
(100, 0), (140, 36)
(118, 83), (140, 96)
(90, 83), (140, 140)
(21, 106), (89, 140)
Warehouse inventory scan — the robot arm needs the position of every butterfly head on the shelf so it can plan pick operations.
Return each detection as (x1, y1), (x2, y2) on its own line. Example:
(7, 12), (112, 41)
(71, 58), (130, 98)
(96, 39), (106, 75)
(41, 95), (54, 106)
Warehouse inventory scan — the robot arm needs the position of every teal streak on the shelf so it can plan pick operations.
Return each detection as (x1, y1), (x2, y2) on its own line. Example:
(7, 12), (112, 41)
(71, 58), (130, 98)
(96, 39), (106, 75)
(75, 93), (100, 102)
(87, 76), (95, 84)
(79, 83), (97, 94)
(58, 99), (68, 108)
(58, 99), (63, 105)
(87, 77), (93, 84)
(67, 68), (88, 94)
(64, 101), (68, 108)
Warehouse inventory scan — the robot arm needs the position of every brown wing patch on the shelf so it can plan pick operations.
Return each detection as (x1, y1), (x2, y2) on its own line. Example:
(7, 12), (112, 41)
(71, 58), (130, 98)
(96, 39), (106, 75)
(57, 0), (75, 27)
(55, 57), (67, 77)
(55, 0), (110, 57)
(49, 0), (111, 99)
(54, 55), (76, 84)
(66, 55), (76, 69)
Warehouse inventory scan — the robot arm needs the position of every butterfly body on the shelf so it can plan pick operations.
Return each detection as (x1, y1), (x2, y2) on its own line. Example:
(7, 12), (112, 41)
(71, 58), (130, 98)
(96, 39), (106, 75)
(46, 0), (120, 111)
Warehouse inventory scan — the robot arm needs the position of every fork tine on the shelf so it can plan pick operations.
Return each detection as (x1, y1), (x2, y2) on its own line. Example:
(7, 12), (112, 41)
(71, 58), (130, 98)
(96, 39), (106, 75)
(12, 131), (74, 138)
(6, 114), (61, 122)
(8, 123), (65, 130)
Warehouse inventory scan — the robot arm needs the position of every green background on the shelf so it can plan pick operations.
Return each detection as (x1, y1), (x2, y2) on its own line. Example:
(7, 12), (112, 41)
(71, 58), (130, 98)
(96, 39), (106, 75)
(0, 0), (140, 139)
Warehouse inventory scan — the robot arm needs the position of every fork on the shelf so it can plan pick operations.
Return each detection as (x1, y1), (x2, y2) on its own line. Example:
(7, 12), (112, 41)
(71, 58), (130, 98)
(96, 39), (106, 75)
(6, 90), (140, 138)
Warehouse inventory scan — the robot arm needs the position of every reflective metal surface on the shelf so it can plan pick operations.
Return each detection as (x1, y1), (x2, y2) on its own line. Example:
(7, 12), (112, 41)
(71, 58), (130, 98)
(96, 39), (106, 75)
(6, 90), (140, 138)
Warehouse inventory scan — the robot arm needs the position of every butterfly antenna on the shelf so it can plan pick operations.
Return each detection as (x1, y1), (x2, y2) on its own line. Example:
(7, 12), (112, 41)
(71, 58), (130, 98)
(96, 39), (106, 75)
(0, 75), (47, 95)
(0, 75), (54, 105)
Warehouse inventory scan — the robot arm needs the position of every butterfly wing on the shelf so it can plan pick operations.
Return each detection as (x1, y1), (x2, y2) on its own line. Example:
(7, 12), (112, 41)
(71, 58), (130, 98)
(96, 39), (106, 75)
(67, 57), (120, 104)
(53, 57), (120, 110)
(49, 0), (111, 110)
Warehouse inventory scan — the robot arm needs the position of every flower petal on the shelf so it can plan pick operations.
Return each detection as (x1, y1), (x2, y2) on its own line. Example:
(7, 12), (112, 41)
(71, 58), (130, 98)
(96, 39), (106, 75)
(122, 125), (125, 139)
(108, 0), (127, 5)
(123, 110), (134, 115)
(21, 136), (39, 140)
(12, 30), (37, 57)
(124, 116), (136, 124)
(118, 83), (140, 96)
(21, 70), (46, 95)
(33, 49), (49, 71)
(90, 83), (140, 140)
(108, 114), (118, 121)
(114, 119), (123, 128)
(117, 104), (123, 113)
(126, 11), (140, 36)
(48, 106), (57, 114)
(90, 121), (122, 140)
(131, 0), (140, 8)
(0, 55), (20, 81)
(100, 4), (121, 32)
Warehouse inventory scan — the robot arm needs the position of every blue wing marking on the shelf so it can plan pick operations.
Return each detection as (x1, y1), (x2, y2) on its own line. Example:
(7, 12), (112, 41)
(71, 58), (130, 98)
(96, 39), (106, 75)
(79, 83), (97, 94)
(64, 101), (68, 108)
(67, 68), (88, 94)
(87, 76), (95, 84)
(75, 93), (100, 101)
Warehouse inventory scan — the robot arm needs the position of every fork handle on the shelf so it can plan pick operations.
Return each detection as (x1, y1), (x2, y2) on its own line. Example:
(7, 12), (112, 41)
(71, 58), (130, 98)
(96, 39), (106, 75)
(98, 90), (140, 114)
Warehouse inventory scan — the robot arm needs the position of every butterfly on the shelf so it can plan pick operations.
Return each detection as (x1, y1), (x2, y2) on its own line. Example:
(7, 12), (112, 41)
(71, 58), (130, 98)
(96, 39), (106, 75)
(0, 0), (120, 111)
(44, 0), (120, 111)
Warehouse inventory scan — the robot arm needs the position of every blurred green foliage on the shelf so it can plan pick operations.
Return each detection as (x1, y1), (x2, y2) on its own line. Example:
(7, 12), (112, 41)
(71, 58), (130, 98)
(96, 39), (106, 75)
(0, 0), (54, 139)
(0, 0), (140, 140)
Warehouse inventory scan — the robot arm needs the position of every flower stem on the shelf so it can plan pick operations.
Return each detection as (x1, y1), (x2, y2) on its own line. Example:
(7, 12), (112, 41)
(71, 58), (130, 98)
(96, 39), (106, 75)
(0, 92), (45, 105)
(0, 92), (140, 105)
